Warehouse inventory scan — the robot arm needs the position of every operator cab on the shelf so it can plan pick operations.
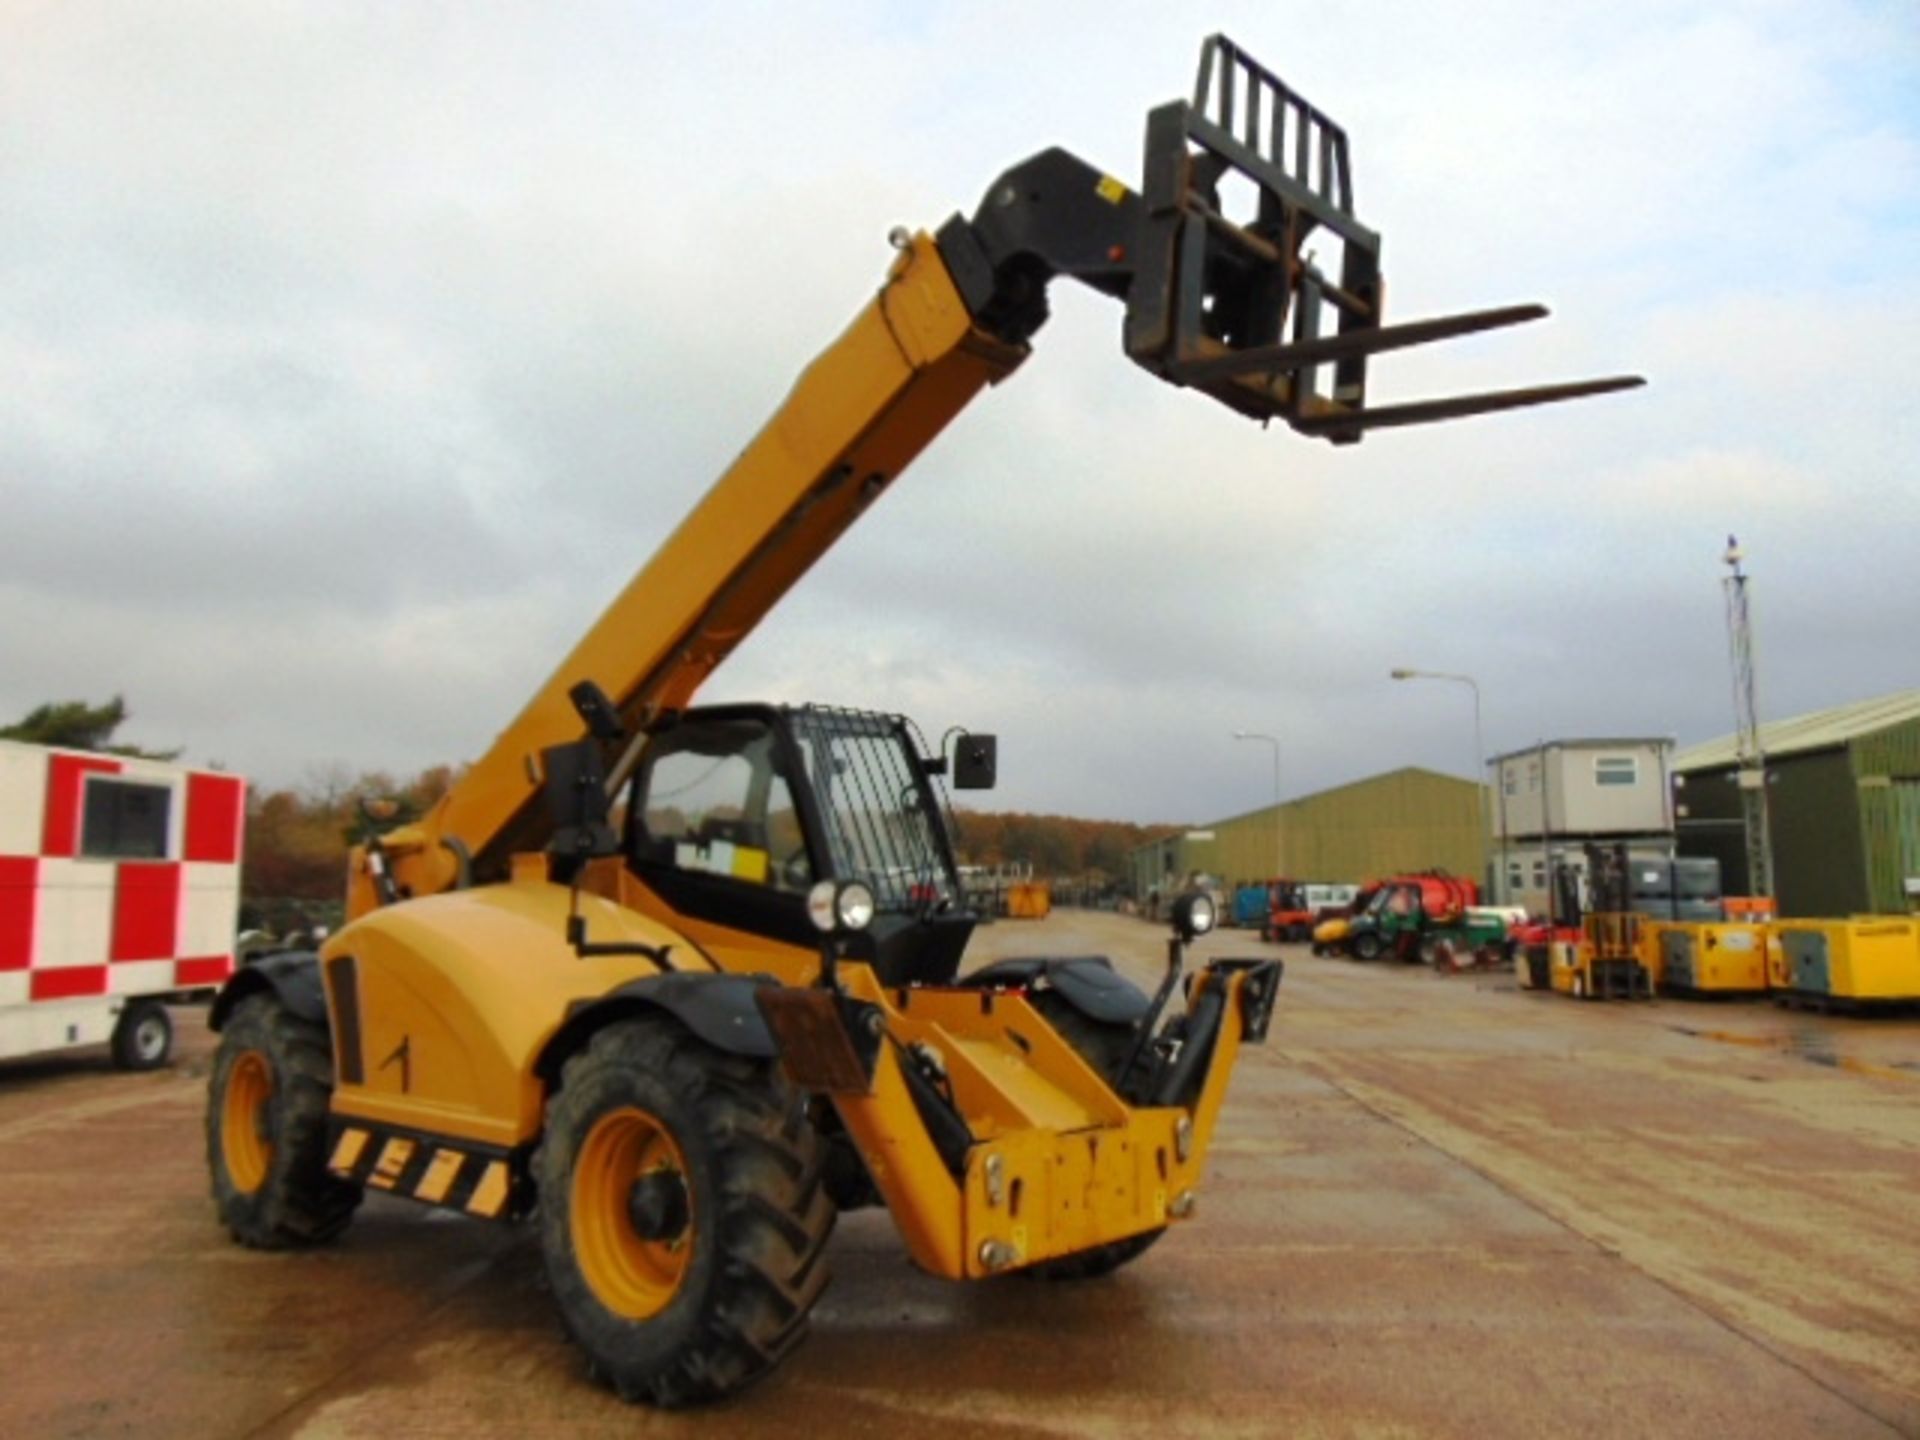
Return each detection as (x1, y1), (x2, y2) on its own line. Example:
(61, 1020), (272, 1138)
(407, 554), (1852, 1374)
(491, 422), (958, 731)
(624, 704), (987, 985)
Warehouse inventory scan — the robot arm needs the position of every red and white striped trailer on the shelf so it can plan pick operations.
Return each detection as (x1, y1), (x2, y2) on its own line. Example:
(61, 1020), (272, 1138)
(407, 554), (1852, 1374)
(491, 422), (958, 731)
(0, 740), (245, 1069)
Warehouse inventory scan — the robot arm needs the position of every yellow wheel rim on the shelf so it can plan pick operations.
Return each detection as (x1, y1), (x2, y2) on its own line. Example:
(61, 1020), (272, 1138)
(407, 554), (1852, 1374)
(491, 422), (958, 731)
(571, 1106), (693, 1320)
(221, 1050), (274, 1194)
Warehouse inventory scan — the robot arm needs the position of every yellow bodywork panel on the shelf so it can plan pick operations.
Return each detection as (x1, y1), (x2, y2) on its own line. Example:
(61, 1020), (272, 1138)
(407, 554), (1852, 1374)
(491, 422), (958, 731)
(824, 964), (1258, 1279)
(590, 860), (822, 988)
(321, 868), (698, 1148)
(351, 235), (1028, 916)
(1313, 916), (1351, 945)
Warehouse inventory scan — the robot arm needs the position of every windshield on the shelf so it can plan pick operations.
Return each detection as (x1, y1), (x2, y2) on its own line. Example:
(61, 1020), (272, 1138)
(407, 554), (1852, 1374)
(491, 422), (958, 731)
(789, 707), (959, 915)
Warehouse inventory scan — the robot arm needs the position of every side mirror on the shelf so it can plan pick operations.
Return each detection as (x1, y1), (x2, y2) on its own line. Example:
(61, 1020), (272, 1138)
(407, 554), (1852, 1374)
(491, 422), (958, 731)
(952, 734), (998, 790)
(543, 740), (619, 860)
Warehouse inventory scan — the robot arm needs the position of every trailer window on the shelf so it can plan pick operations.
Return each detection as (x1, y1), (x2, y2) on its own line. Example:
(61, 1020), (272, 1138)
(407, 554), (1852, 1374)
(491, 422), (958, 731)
(81, 779), (172, 860)
(1595, 756), (1638, 786)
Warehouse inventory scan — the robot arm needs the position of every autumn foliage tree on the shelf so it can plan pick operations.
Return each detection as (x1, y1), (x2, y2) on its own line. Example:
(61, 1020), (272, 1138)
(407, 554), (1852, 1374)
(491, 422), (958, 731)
(239, 769), (1166, 921)
(243, 764), (462, 916)
(949, 810), (1176, 881)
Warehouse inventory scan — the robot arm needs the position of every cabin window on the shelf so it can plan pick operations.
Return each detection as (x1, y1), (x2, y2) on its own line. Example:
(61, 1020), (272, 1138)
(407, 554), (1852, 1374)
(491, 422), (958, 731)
(634, 721), (811, 891)
(1595, 756), (1638, 787)
(80, 779), (172, 860)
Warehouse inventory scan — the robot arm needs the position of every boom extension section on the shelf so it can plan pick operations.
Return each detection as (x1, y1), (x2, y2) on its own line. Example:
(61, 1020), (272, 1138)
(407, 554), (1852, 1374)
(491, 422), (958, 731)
(351, 33), (1640, 917)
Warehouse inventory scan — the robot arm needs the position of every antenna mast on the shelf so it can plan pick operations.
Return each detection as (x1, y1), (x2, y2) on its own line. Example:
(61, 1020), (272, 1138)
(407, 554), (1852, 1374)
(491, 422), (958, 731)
(1722, 535), (1774, 897)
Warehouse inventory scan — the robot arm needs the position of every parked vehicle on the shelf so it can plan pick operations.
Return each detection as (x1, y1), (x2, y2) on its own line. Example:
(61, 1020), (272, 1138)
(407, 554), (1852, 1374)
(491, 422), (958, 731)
(0, 740), (243, 1068)
(1262, 880), (1360, 943)
(1312, 872), (1508, 964)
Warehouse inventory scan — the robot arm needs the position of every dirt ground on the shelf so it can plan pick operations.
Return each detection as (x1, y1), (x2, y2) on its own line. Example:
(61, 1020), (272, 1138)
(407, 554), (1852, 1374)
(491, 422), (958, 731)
(1, 909), (1916, 1438)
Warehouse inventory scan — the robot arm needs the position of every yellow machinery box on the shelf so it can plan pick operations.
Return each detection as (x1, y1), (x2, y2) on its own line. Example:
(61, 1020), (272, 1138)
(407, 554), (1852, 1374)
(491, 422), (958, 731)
(1645, 921), (1771, 995)
(1773, 918), (1920, 1002)
(1004, 880), (1052, 920)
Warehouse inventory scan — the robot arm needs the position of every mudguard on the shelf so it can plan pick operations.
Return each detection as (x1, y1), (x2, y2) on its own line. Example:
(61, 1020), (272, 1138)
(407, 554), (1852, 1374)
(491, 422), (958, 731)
(958, 956), (1151, 1025)
(537, 971), (778, 1082)
(209, 951), (329, 1031)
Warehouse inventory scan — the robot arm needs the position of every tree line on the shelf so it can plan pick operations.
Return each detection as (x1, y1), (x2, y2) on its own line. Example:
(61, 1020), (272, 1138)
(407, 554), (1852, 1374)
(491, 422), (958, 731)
(6, 700), (1178, 914)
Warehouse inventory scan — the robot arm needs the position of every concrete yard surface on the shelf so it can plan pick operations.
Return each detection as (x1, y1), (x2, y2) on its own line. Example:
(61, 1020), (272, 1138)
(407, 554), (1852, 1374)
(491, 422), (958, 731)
(1, 909), (1916, 1438)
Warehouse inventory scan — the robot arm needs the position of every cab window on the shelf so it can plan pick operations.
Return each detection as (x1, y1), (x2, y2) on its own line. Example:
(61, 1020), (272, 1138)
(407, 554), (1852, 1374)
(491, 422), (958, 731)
(632, 721), (813, 892)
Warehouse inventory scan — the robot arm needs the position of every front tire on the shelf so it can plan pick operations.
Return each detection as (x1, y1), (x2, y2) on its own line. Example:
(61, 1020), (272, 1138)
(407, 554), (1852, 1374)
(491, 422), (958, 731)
(535, 1016), (834, 1408)
(1020, 994), (1166, 1281)
(206, 994), (361, 1248)
(1024, 1226), (1164, 1280)
(112, 999), (172, 1070)
(1352, 933), (1384, 962)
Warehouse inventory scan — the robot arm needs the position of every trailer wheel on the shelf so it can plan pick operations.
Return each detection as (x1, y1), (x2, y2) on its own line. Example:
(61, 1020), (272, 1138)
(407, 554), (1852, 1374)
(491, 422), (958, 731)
(535, 1015), (834, 1408)
(1352, 933), (1384, 962)
(111, 999), (173, 1071)
(206, 994), (361, 1248)
(1023, 1226), (1164, 1281)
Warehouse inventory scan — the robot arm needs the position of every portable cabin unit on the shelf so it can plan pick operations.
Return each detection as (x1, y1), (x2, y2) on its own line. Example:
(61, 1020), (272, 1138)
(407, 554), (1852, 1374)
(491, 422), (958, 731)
(1488, 738), (1676, 914)
(0, 740), (245, 1067)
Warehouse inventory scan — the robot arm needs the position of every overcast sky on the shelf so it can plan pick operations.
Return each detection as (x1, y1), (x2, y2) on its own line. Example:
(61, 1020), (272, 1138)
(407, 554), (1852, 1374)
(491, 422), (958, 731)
(4, 2), (1916, 824)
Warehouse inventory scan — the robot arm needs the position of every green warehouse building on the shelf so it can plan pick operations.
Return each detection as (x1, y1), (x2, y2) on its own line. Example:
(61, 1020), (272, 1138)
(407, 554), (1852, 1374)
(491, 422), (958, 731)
(1128, 766), (1484, 908)
(1673, 690), (1920, 917)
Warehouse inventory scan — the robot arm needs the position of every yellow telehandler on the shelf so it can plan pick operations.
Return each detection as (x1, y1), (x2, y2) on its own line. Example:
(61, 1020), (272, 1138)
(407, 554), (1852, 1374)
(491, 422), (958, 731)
(204, 35), (1639, 1405)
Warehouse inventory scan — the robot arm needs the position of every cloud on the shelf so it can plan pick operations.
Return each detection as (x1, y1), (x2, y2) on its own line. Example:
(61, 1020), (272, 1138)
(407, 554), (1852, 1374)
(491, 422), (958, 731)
(1, 2), (1915, 830)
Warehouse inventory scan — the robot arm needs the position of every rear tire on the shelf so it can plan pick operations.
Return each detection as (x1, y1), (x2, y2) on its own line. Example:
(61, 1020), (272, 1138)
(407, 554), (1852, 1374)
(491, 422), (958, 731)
(534, 1016), (834, 1408)
(206, 993), (361, 1248)
(112, 999), (172, 1071)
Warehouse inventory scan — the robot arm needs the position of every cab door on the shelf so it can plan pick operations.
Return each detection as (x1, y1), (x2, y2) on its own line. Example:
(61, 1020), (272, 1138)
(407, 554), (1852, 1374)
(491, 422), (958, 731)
(621, 713), (821, 981)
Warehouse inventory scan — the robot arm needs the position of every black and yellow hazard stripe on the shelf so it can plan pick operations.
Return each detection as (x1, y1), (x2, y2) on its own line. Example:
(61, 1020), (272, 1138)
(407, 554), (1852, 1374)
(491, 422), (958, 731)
(327, 1122), (521, 1220)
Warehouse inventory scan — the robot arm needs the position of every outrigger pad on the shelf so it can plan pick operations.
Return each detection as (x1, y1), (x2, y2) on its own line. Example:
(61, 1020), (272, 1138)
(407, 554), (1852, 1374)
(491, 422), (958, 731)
(1122, 35), (1643, 441)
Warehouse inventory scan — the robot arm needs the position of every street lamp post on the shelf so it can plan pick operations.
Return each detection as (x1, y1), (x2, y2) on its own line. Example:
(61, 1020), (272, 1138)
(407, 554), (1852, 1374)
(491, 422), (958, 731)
(1232, 731), (1282, 880)
(1390, 669), (1491, 900)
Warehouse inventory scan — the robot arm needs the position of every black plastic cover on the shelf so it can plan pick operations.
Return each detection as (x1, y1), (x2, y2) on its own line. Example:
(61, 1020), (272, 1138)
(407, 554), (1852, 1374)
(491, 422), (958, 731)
(958, 956), (1152, 1026)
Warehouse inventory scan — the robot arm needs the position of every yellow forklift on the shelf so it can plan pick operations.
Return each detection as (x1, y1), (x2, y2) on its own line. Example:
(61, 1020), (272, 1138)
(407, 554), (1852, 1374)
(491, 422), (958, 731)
(203, 36), (1638, 1405)
(1534, 844), (1656, 999)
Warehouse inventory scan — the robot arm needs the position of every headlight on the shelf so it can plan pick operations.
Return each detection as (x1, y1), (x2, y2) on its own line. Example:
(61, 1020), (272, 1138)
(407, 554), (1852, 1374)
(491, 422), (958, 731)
(1171, 890), (1216, 942)
(806, 879), (876, 934)
(835, 881), (876, 932)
